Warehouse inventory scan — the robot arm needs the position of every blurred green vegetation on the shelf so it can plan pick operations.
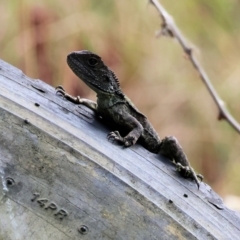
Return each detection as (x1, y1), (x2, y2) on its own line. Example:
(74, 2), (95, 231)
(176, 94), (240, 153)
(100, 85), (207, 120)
(0, 0), (239, 197)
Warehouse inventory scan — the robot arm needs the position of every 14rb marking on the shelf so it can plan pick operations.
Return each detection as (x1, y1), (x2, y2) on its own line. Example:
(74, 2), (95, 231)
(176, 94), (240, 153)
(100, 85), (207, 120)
(31, 193), (68, 220)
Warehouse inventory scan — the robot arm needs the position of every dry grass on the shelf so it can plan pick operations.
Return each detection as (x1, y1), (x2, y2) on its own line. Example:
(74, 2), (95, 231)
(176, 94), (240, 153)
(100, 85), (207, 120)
(1, 0), (239, 197)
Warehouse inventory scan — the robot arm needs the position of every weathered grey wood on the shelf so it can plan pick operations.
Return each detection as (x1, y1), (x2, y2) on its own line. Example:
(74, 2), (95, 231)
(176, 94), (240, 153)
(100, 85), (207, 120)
(0, 59), (239, 240)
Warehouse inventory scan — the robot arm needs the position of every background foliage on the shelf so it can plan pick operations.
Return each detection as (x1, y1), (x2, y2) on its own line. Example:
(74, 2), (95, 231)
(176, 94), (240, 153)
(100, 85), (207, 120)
(0, 0), (239, 201)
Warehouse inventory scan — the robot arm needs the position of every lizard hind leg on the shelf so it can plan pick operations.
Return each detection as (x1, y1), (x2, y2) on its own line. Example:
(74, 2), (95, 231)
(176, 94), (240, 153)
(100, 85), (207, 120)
(160, 136), (203, 188)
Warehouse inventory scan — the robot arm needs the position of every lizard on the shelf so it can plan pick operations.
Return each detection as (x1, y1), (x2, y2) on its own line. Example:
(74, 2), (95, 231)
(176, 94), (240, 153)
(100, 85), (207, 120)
(56, 50), (203, 188)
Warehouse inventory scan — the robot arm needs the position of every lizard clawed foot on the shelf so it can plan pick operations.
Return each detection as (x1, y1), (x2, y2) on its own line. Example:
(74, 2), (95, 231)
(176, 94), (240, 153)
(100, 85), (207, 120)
(55, 85), (81, 104)
(107, 131), (135, 147)
(107, 131), (124, 144)
(55, 85), (67, 97)
(176, 163), (203, 189)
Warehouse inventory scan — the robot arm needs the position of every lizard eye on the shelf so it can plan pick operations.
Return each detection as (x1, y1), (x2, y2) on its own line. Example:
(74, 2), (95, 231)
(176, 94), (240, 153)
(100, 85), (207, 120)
(87, 57), (98, 66)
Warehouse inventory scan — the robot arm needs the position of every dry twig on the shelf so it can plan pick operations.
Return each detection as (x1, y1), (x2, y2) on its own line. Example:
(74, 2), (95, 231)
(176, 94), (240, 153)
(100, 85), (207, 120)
(150, 0), (240, 134)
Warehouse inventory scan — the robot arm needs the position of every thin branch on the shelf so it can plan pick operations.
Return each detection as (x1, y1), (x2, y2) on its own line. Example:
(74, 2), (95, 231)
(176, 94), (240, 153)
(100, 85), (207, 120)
(150, 0), (240, 134)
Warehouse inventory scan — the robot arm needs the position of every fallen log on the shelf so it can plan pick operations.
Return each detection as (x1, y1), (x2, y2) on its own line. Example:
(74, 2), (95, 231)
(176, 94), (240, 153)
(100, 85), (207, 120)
(0, 59), (239, 239)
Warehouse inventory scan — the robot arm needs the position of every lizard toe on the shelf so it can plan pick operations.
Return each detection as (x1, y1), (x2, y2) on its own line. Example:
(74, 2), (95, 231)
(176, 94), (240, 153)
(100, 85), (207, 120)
(123, 136), (136, 147)
(56, 89), (66, 97)
(124, 141), (131, 147)
(197, 174), (204, 182)
(55, 85), (65, 91)
(107, 131), (116, 140)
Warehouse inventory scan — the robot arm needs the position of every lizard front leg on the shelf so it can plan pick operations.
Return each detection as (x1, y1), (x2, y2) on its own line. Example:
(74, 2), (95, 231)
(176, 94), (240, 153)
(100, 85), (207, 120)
(107, 108), (144, 147)
(55, 85), (97, 111)
(160, 136), (203, 188)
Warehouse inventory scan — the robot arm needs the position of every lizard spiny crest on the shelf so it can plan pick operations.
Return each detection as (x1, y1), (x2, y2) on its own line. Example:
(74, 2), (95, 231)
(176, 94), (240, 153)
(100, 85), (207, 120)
(110, 69), (120, 87)
(109, 69), (125, 97)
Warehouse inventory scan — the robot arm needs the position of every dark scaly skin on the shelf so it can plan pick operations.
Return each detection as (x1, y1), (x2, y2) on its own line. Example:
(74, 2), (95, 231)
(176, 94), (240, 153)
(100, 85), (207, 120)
(56, 50), (203, 188)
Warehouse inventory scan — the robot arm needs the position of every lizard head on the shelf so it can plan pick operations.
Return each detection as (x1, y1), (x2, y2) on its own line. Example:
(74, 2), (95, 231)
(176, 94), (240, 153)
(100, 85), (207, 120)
(67, 50), (121, 94)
